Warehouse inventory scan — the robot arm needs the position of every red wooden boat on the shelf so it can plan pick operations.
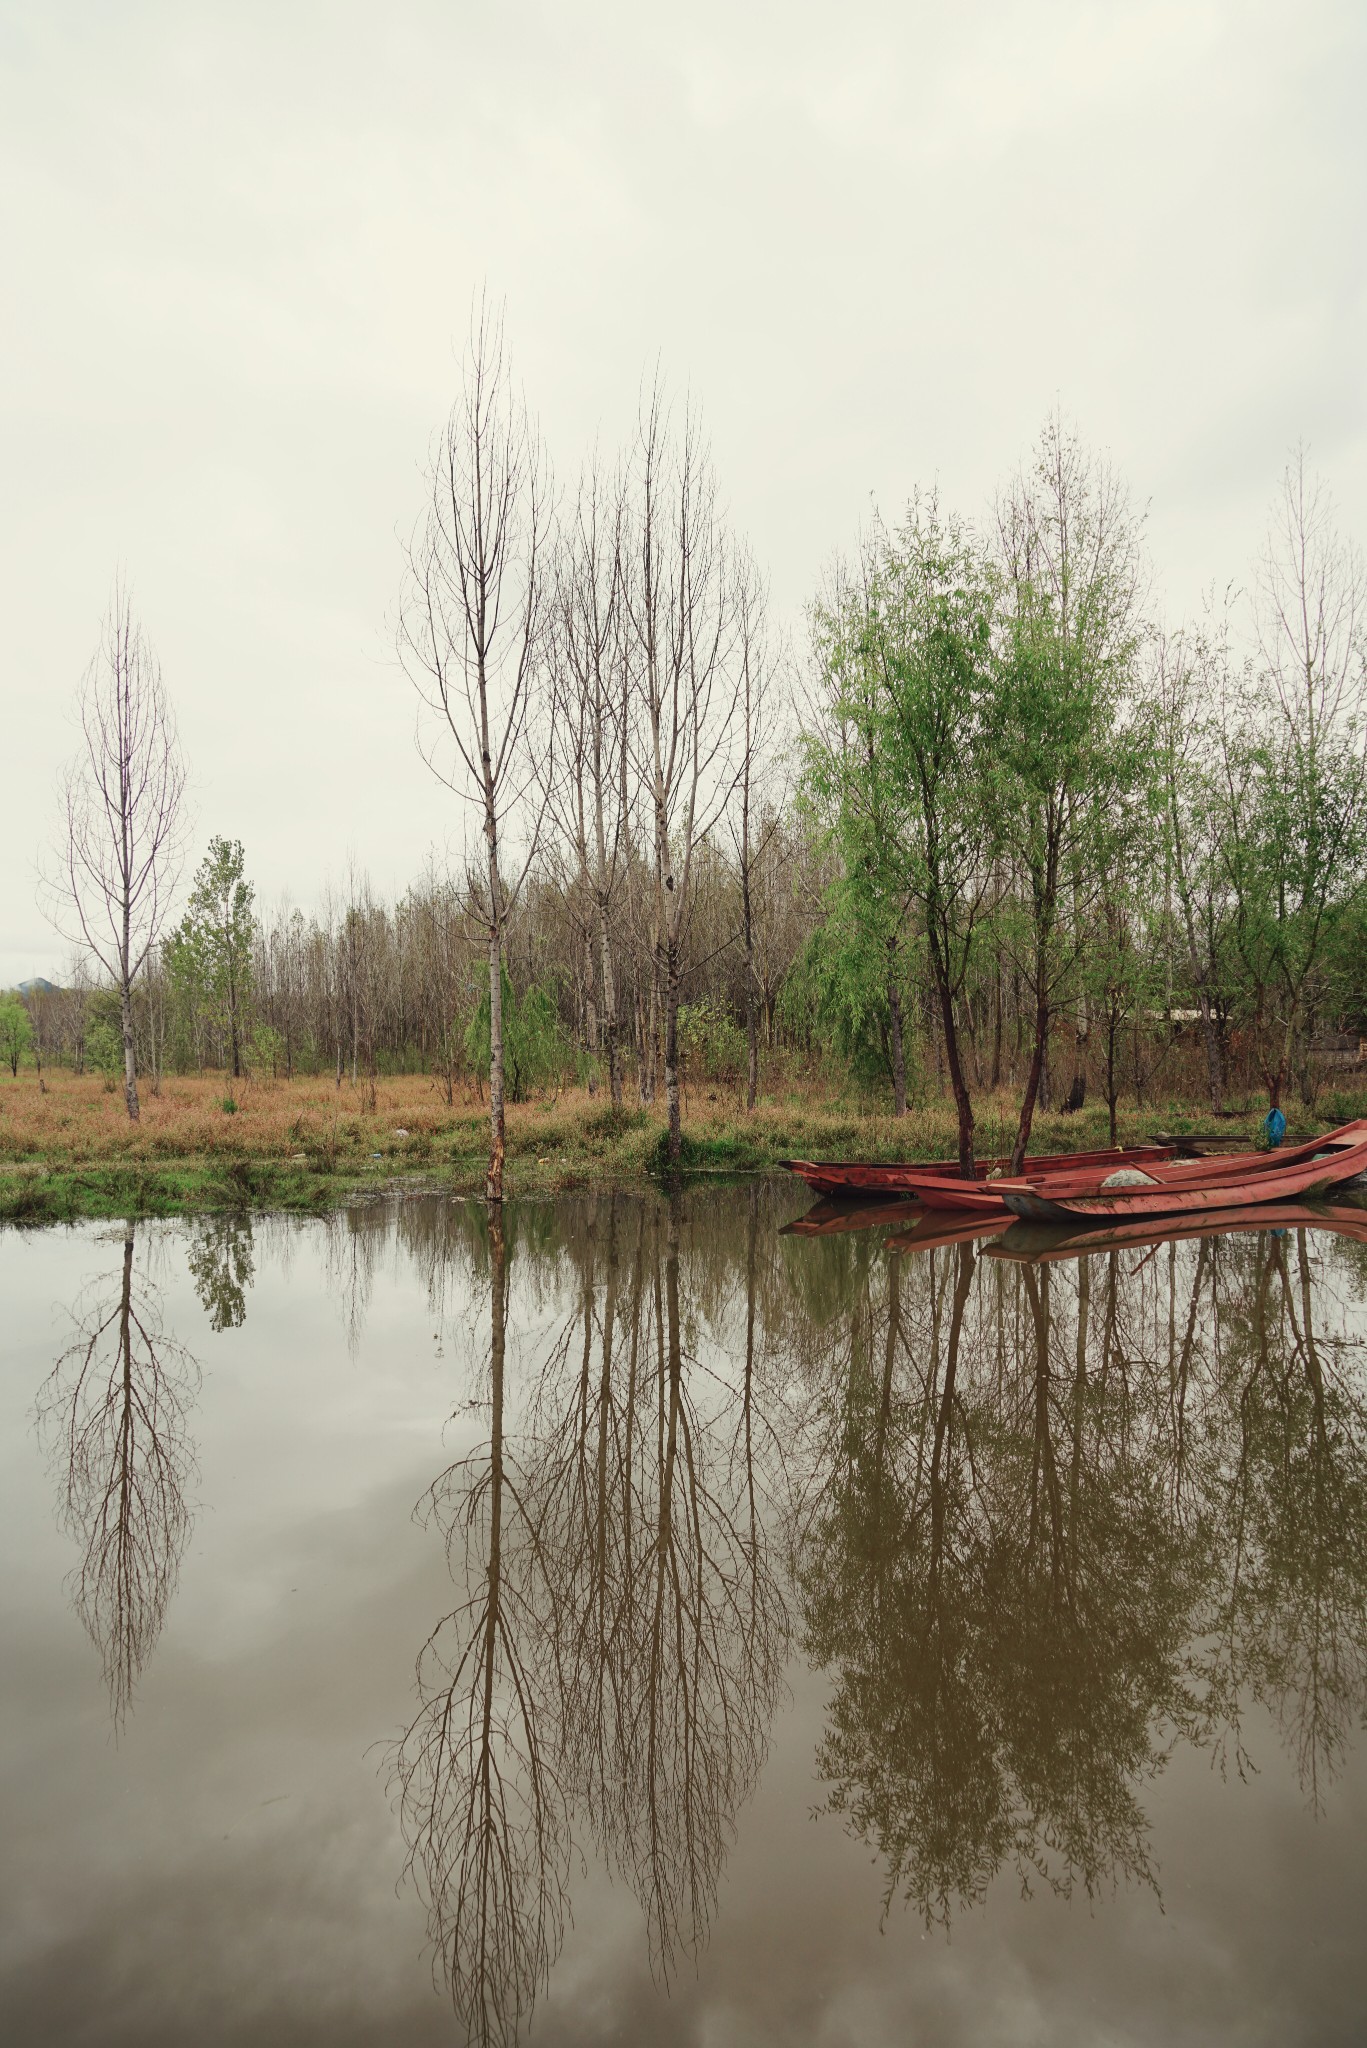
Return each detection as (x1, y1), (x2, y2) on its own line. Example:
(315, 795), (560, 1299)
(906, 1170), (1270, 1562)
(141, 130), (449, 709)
(987, 1199), (1367, 1264)
(1000, 1120), (1367, 1224)
(781, 1143), (1175, 1207)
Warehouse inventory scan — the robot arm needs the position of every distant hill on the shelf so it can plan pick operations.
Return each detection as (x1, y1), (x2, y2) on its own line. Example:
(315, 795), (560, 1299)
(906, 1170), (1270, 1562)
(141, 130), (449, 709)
(17, 978), (57, 996)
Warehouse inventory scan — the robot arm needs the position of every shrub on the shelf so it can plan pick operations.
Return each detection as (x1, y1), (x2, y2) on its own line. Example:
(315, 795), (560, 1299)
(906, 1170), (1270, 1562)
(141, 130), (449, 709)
(251, 1024), (286, 1081)
(86, 1020), (123, 1091)
(678, 999), (746, 1084)
(464, 971), (572, 1102)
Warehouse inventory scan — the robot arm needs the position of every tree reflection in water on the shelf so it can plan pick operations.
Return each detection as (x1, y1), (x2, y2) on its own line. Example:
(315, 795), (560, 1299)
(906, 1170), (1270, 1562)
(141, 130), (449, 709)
(528, 1190), (787, 1978)
(391, 1204), (571, 2048)
(186, 1213), (255, 1331)
(1192, 1228), (1367, 1809)
(38, 1223), (202, 1729)
(383, 1190), (1367, 2037)
(390, 1189), (789, 2042)
(802, 1222), (1367, 1926)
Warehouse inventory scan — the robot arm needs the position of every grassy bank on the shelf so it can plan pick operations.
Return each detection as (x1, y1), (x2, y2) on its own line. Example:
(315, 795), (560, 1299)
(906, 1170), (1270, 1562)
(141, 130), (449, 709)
(2, 1069), (1362, 1222)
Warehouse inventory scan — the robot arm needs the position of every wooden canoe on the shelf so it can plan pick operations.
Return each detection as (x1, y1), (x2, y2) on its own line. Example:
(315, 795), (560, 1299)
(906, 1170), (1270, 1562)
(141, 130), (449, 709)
(1000, 1120), (1367, 1223)
(986, 1199), (1367, 1263)
(781, 1143), (1175, 1207)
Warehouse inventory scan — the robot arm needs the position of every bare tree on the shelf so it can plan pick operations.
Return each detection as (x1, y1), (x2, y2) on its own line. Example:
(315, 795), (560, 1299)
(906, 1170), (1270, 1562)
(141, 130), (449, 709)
(623, 386), (739, 1168)
(1257, 447), (1366, 748)
(44, 586), (188, 1120)
(399, 302), (553, 1201)
(732, 547), (781, 1111)
(1155, 624), (1230, 1112)
(547, 453), (632, 1106)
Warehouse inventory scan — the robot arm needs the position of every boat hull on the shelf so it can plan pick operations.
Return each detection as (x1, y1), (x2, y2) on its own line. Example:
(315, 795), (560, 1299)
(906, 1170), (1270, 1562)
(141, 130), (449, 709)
(782, 1144), (1173, 1207)
(1002, 1133), (1367, 1223)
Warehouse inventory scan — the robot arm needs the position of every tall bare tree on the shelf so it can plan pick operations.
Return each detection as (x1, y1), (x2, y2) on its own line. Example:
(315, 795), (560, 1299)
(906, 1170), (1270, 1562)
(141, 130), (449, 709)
(399, 302), (552, 1200)
(547, 453), (631, 1106)
(623, 387), (739, 1168)
(44, 586), (188, 1120)
(732, 547), (781, 1111)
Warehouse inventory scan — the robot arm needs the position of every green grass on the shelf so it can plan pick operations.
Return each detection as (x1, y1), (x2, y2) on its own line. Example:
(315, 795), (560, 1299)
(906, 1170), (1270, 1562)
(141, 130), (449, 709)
(0, 1159), (341, 1225)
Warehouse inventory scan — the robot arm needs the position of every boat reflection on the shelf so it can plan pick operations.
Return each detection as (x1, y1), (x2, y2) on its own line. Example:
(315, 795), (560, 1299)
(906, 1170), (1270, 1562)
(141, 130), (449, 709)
(987, 1199), (1367, 1264)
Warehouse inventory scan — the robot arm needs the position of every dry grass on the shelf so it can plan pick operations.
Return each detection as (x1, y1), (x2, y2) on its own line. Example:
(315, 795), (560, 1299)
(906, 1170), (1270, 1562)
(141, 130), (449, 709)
(0, 1068), (472, 1168)
(0, 1064), (1304, 1184)
(9, 1064), (1362, 1223)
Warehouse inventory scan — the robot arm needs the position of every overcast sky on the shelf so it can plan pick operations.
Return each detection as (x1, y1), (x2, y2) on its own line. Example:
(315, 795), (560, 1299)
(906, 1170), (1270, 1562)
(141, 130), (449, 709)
(3, 0), (1364, 986)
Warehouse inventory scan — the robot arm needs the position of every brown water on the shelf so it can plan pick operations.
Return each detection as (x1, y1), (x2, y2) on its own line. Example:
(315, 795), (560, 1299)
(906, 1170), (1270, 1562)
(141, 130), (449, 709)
(3, 1185), (1367, 2046)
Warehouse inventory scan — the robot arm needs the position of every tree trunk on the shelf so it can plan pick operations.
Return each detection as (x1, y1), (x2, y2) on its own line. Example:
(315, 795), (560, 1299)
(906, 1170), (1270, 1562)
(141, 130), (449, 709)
(598, 899), (621, 1109)
(663, 931), (682, 1169)
(1169, 797), (1227, 1114)
(1104, 1010), (1119, 1146)
(228, 967), (242, 1080)
(487, 919), (506, 1202)
(887, 974), (908, 1119)
(742, 869), (758, 1113)
(935, 973), (975, 1175)
(639, 971), (658, 1106)
(1011, 985), (1050, 1173)
(119, 979), (141, 1123)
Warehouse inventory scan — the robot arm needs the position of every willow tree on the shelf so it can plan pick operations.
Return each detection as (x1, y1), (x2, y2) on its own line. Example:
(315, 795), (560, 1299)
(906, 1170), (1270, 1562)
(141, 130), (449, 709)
(399, 303), (552, 1201)
(806, 496), (998, 1166)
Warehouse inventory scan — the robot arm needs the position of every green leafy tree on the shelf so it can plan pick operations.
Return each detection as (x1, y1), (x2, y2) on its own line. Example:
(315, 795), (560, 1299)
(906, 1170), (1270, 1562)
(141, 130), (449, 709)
(805, 560), (917, 1117)
(166, 838), (257, 1079)
(808, 495), (999, 1169)
(992, 415), (1149, 1167)
(0, 994), (33, 1077)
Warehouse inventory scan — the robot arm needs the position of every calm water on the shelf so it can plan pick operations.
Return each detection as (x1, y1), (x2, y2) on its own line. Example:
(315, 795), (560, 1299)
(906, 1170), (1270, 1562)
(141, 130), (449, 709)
(3, 1185), (1367, 2046)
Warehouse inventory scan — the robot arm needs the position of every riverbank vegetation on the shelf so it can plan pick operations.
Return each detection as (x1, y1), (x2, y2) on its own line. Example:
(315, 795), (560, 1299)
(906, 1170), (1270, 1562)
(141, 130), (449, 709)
(3, 1065), (1365, 1224)
(16, 317), (1366, 1207)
